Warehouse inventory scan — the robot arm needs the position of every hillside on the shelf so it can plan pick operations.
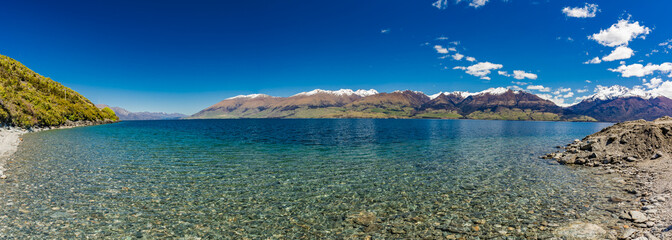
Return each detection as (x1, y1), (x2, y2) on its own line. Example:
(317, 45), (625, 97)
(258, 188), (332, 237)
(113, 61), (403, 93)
(0, 54), (118, 127)
(95, 104), (186, 120)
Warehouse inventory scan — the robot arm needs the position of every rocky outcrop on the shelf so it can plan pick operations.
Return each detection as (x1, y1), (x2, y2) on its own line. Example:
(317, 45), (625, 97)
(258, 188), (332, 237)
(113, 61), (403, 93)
(542, 116), (672, 166)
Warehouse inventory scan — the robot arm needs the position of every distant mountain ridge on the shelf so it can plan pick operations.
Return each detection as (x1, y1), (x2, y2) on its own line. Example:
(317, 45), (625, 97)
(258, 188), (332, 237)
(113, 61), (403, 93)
(95, 105), (186, 121)
(191, 87), (672, 122)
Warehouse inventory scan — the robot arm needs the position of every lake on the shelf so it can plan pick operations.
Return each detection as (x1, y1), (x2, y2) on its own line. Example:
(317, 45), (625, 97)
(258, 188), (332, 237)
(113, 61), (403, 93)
(0, 119), (627, 238)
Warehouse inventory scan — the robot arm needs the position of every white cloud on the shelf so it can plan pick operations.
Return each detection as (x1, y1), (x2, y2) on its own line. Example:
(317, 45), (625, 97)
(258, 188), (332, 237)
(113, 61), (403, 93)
(537, 93), (569, 107)
(643, 78), (663, 89)
(434, 45), (449, 54)
(577, 89), (589, 93)
(527, 85), (551, 92)
(448, 47), (457, 52)
(464, 0), (490, 8)
(466, 56), (476, 62)
(559, 87), (572, 92)
(562, 3), (599, 18)
(584, 57), (602, 64)
(381, 29), (390, 34)
(602, 46), (634, 62)
(453, 61), (503, 80)
(512, 81), (528, 86)
(563, 92), (574, 98)
(436, 36), (449, 40)
(434, 0), (490, 9)
(498, 70), (537, 80)
(450, 41), (460, 45)
(609, 62), (672, 77)
(512, 70), (538, 80)
(585, 80), (592, 83)
(648, 80), (672, 98)
(452, 53), (465, 60)
(432, 0), (449, 9)
(589, 19), (651, 47)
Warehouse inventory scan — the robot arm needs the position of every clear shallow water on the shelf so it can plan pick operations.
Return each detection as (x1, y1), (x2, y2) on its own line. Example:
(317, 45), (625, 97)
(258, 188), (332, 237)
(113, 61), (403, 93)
(0, 119), (623, 239)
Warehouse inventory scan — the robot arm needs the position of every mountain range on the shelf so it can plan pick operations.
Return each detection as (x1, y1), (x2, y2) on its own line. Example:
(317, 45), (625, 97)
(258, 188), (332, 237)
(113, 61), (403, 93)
(95, 105), (187, 121)
(190, 86), (672, 122)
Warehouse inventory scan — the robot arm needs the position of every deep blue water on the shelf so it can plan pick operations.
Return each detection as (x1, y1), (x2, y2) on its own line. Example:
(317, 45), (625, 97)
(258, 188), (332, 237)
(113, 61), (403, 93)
(0, 119), (623, 238)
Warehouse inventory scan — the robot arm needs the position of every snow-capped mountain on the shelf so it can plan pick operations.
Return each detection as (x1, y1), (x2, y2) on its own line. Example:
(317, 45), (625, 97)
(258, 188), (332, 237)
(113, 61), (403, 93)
(226, 94), (274, 100)
(583, 85), (656, 102)
(292, 89), (379, 97)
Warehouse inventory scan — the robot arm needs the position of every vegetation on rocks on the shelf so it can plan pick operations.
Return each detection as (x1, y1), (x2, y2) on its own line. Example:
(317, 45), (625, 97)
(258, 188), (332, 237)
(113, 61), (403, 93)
(0, 54), (118, 128)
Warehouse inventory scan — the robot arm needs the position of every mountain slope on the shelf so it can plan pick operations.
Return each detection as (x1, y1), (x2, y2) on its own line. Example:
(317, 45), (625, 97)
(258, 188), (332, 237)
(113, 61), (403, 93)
(95, 105), (187, 120)
(568, 96), (672, 122)
(0, 54), (118, 127)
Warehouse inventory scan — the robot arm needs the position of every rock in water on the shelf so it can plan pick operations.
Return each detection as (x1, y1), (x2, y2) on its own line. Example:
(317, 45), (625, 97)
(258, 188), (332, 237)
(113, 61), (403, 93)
(629, 211), (648, 223)
(553, 222), (607, 239)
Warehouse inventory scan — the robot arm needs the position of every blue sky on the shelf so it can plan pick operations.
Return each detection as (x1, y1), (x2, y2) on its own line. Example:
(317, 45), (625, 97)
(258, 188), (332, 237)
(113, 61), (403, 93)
(1, 0), (671, 114)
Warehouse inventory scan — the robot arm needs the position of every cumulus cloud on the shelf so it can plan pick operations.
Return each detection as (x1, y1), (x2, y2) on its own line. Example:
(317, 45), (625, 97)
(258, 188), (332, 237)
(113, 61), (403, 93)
(643, 78), (663, 89)
(453, 62), (503, 80)
(609, 62), (672, 77)
(537, 93), (569, 106)
(589, 19), (651, 47)
(648, 81), (672, 98)
(499, 70), (538, 80)
(584, 57), (602, 64)
(512, 81), (529, 86)
(602, 46), (634, 62)
(380, 29), (390, 34)
(527, 85), (551, 92)
(466, 56), (476, 62)
(512, 70), (538, 80)
(452, 53), (465, 60)
(577, 89), (589, 93)
(434, 45), (449, 54)
(553, 88), (572, 95)
(562, 3), (599, 18)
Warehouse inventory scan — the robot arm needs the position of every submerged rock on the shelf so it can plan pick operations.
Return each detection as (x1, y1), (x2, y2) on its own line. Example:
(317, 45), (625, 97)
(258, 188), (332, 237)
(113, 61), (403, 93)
(553, 222), (607, 239)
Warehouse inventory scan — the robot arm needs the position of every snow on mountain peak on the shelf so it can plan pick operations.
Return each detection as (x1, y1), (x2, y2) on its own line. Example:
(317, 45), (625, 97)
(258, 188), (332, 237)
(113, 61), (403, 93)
(477, 87), (515, 95)
(293, 89), (379, 97)
(429, 88), (517, 100)
(585, 85), (657, 101)
(226, 94), (272, 100)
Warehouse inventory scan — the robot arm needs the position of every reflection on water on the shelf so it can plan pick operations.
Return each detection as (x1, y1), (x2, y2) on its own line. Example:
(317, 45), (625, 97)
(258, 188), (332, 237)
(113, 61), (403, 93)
(0, 119), (622, 238)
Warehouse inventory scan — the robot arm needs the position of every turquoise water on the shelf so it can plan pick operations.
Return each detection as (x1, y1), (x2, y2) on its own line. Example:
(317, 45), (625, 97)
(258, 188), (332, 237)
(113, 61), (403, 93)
(0, 119), (623, 238)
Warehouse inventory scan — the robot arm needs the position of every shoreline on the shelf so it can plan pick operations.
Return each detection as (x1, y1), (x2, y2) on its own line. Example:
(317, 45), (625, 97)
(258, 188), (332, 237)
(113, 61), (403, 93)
(0, 120), (117, 179)
(545, 117), (672, 239)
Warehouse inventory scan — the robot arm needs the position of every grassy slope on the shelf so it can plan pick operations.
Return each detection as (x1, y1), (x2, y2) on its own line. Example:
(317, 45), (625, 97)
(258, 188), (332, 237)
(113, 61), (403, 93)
(0, 54), (118, 127)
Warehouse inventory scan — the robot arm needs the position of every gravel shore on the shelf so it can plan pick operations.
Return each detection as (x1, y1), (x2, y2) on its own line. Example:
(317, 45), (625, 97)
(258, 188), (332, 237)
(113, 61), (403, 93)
(0, 127), (26, 179)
